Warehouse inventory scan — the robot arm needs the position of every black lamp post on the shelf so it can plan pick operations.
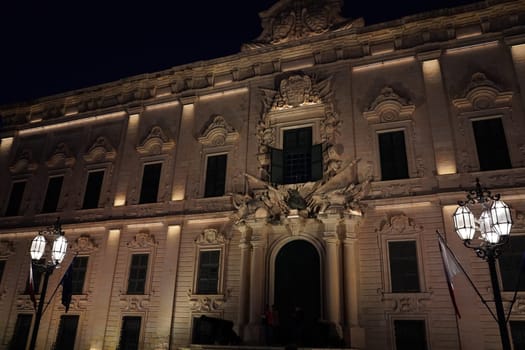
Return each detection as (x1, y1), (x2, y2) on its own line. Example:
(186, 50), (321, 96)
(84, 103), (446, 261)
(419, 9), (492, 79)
(28, 218), (68, 350)
(452, 179), (513, 350)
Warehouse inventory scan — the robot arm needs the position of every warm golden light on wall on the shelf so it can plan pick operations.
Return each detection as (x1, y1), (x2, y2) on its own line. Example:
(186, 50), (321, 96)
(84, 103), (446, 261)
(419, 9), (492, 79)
(0, 137), (13, 155)
(113, 195), (126, 207)
(511, 43), (525, 61)
(353, 56), (415, 72)
(199, 87), (248, 102)
(171, 190), (185, 201)
(422, 59), (440, 77)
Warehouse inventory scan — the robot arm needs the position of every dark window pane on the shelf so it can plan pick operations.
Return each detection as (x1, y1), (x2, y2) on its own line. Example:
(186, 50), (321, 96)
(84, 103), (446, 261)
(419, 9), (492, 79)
(82, 170), (104, 209)
(197, 250), (220, 294)
(394, 320), (427, 350)
(379, 131), (409, 180)
(498, 236), (525, 291)
(204, 155), (227, 197)
(54, 315), (79, 350)
(42, 176), (64, 213)
(5, 181), (26, 216)
(389, 241), (420, 292)
(9, 314), (32, 350)
(270, 147), (284, 185)
(127, 254), (148, 294)
(119, 316), (141, 350)
(283, 127), (312, 184)
(473, 118), (511, 170)
(311, 143), (323, 181)
(139, 163), (162, 204)
(72, 256), (89, 294)
(511, 321), (525, 350)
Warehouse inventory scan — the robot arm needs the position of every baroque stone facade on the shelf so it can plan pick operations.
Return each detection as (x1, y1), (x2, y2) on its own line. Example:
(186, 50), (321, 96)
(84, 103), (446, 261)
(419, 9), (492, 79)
(1, 0), (525, 349)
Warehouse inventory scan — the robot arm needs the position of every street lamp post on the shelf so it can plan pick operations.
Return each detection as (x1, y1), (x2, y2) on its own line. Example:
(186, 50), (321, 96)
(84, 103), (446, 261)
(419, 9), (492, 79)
(28, 218), (68, 350)
(452, 179), (513, 350)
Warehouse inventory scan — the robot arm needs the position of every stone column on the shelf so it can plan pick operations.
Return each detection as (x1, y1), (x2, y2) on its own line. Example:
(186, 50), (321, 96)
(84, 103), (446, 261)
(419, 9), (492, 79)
(321, 214), (343, 325)
(508, 41), (525, 110)
(113, 108), (142, 206)
(245, 225), (267, 344)
(171, 97), (196, 201)
(236, 223), (252, 339)
(418, 51), (457, 175)
(342, 215), (365, 349)
(0, 136), (14, 205)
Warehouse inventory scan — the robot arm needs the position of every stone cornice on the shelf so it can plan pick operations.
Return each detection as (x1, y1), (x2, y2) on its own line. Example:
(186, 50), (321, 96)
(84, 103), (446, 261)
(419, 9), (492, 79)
(0, 0), (523, 131)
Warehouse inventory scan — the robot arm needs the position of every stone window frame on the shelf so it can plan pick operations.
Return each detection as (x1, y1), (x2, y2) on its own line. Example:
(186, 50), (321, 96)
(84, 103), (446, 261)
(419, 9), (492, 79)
(377, 214), (427, 295)
(78, 164), (111, 210)
(387, 315), (430, 350)
(456, 112), (513, 173)
(370, 120), (417, 181)
(39, 171), (67, 214)
(197, 115), (239, 198)
(117, 314), (145, 350)
(122, 230), (157, 297)
(3, 178), (29, 217)
(68, 233), (98, 299)
(136, 160), (165, 205)
(191, 229), (229, 297)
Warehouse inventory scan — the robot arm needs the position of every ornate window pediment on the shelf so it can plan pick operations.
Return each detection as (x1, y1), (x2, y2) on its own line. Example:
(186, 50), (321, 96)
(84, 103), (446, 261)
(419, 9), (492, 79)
(9, 149), (38, 174)
(126, 230), (157, 249)
(198, 116), (239, 147)
(83, 136), (116, 162)
(136, 126), (175, 155)
(363, 87), (415, 124)
(195, 228), (227, 245)
(376, 213), (423, 235)
(70, 234), (99, 254)
(452, 72), (513, 112)
(46, 142), (76, 168)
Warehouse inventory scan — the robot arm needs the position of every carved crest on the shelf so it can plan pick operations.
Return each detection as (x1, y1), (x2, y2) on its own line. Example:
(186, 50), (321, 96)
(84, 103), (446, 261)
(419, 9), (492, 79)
(376, 214), (423, 235)
(83, 136), (117, 162)
(46, 142), (76, 168)
(195, 229), (226, 245)
(198, 116), (239, 146)
(363, 87), (415, 124)
(272, 75), (321, 109)
(70, 234), (98, 254)
(127, 230), (157, 249)
(136, 126), (175, 155)
(245, 0), (362, 47)
(452, 72), (513, 112)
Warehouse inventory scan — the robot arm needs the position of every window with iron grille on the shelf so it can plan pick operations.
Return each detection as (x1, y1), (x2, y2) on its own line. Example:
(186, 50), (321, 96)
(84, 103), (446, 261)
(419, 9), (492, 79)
(127, 254), (149, 294)
(389, 241), (420, 292)
(139, 163), (162, 204)
(5, 181), (25, 216)
(197, 250), (220, 294)
(42, 176), (64, 213)
(82, 170), (104, 209)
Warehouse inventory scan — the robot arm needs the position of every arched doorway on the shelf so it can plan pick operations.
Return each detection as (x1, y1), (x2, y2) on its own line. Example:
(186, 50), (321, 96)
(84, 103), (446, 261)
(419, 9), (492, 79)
(274, 239), (321, 346)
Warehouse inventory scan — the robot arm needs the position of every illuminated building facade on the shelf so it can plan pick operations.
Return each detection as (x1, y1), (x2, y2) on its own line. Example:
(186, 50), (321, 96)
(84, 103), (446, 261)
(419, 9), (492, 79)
(1, 0), (525, 349)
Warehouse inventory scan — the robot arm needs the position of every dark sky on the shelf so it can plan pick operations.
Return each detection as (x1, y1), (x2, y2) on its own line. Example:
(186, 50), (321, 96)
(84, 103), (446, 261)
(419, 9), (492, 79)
(0, 0), (481, 106)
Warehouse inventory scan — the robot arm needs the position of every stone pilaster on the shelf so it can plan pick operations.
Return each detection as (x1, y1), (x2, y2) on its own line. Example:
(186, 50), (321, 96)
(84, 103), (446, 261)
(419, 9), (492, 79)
(236, 223), (252, 339)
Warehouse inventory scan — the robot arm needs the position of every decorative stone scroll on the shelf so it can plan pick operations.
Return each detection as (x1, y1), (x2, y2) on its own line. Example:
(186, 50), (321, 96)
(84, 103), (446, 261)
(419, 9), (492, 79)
(136, 126), (175, 155)
(9, 149), (38, 174)
(187, 291), (229, 312)
(45, 142), (76, 168)
(198, 115), (239, 146)
(452, 72), (513, 112)
(363, 86), (415, 124)
(83, 136), (117, 162)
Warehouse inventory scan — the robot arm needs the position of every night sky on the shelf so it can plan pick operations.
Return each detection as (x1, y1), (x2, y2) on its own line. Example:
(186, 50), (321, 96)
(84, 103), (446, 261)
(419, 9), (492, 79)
(0, 0), (481, 106)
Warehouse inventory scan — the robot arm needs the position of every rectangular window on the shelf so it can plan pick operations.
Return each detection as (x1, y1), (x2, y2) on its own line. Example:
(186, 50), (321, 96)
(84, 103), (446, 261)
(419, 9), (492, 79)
(379, 130), (409, 181)
(498, 236), (525, 291)
(473, 118), (511, 171)
(5, 181), (26, 216)
(139, 163), (162, 204)
(82, 170), (104, 209)
(271, 127), (322, 185)
(71, 256), (89, 294)
(511, 321), (525, 350)
(394, 320), (428, 350)
(389, 241), (420, 292)
(9, 314), (32, 350)
(54, 315), (79, 350)
(204, 154), (227, 197)
(127, 254), (149, 294)
(197, 250), (220, 294)
(0, 260), (5, 285)
(42, 176), (64, 213)
(118, 316), (142, 350)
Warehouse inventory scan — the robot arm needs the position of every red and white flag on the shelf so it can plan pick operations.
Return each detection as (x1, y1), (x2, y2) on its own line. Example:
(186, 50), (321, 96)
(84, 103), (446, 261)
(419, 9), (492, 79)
(28, 261), (37, 310)
(438, 234), (461, 318)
